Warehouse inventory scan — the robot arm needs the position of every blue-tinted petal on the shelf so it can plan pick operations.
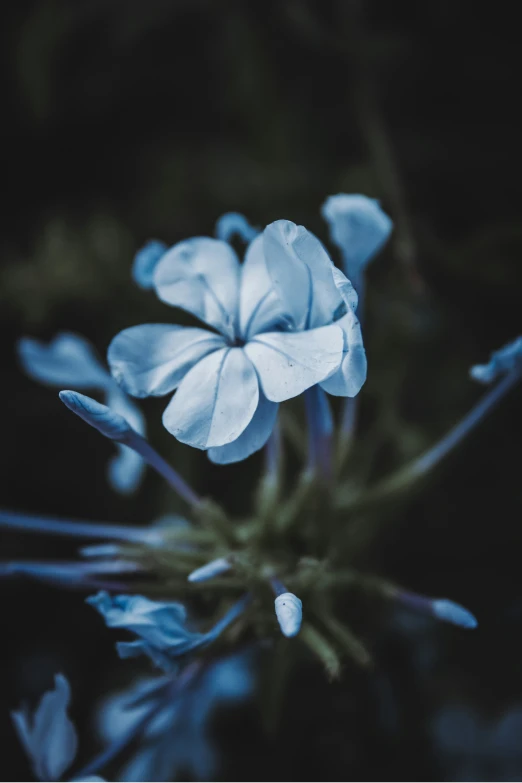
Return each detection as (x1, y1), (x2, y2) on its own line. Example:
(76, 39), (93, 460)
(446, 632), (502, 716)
(153, 238), (241, 339)
(107, 445), (146, 495)
(108, 324), (225, 399)
(87, 591), (205, 668)
(162, 347), (259, 449)
(215, 212), (259, 244)
(470, 336), (522, 384)
(208, 392), (279, 464)
(97, 653), (254, 783)
(238, 235), (289, 339)
(12, 674), (78, 782)
(18, 333), (109, 389)
(321, 193), (393, 275)
(107, 384), (146, 435)
(244, 325), (343, 402)
(263, 220), (342, 329)
(132, 240), (167, 289)
(320, 308), (367, 397)
(331, 266), (359, 312)
(105, 386), (147, 493)
(203, 650), (255, 704)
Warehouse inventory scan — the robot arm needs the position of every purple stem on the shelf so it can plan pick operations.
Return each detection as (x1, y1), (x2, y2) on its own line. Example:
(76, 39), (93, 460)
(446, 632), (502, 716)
(304, 386), (334, 481)
(0, 509), (161, 544)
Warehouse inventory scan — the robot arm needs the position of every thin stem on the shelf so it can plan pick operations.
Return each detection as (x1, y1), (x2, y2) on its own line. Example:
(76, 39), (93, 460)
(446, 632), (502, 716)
(126, 432), (201, 507)
(207, 592), (251, 639)
(304, 386), (334, 481)
(337, 369), (521, 512)
(0, 509), (161, 544)
(411, 371), (520, 477)
(269, 577), (287, 597)
(264, 421), (282, 484)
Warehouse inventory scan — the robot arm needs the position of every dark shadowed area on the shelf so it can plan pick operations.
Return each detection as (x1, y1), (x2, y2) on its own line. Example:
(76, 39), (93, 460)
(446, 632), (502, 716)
(1, 1), (522, 780)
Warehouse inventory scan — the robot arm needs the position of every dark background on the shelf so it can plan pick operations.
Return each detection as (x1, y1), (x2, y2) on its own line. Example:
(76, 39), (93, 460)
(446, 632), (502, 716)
(1, 1), (522, 780)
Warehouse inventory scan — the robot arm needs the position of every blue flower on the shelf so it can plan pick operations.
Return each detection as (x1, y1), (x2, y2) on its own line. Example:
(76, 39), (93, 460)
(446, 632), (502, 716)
(109, 217), (367, 463)
(97, 651), (255, 782)
(12, 674), (103, 782)
(321, 193), (393, 280)
(87, 591), (250, 671)
(470, 336), (522, 384)
(17, 332), (146, 494)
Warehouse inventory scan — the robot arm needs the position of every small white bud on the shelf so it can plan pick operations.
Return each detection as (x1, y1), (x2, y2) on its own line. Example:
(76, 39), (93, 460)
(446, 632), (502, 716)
(274, 592), (303, 638)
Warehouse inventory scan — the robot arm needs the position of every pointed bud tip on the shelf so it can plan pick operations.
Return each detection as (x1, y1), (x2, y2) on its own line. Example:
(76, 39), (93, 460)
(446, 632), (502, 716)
(59, 390), (133, 442)
(187, 557), (232, 583)
(432, 598), (478, 629)
(275, 592), (303, 638)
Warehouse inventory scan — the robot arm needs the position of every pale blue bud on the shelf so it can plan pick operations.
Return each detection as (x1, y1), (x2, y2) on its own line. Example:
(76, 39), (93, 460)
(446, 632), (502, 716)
(470, 336), (522, 384)
(59, 391), (133, 442)
(274, 592), (303, 638)
(188, 557), (232, 583)
(431, 599), (478, 629)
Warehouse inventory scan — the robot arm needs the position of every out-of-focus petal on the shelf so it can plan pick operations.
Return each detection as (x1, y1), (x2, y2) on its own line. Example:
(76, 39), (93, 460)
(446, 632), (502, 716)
(244, 325), (343, 402)
(132, 240), (167, 289)
(215, 212), (259, 244)
(17, 333), (109, 389)
(263, 220), (342, 329)
(108, 445), (146, 495)
(108, 324), (225, 398)
(320, 308), (367, 397)
(238, 235), (289, 339)
(87, 591), (206, 669)
(104, 385), (147, 493)
(321, 193), (393, 275)
(162, 348), (259, 449)
(11, 674), (78, 782)
(208, 393), (278, 464)
(153, 238), (241, 339)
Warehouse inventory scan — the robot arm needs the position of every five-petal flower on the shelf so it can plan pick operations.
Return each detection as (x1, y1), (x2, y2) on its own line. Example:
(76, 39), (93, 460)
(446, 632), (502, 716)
(109, 218), (368, 463)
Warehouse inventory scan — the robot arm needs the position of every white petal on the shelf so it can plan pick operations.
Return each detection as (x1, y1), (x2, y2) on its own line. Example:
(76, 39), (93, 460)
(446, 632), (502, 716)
(238, 235), (289, 339)
(208, 393), (279, 464)
(332, 266), (358, 312)
(108, 324), (225, 398)
(107, 384), (146, 435)
(153, 237), (241, 338)
(162, 348), (259, 449)
(263, 220), (342, 329)
(244, 325), (343, 403)
(18, 332), (109, 389)
(321, 193), (393, 275)
(320, 309), (367, 397)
